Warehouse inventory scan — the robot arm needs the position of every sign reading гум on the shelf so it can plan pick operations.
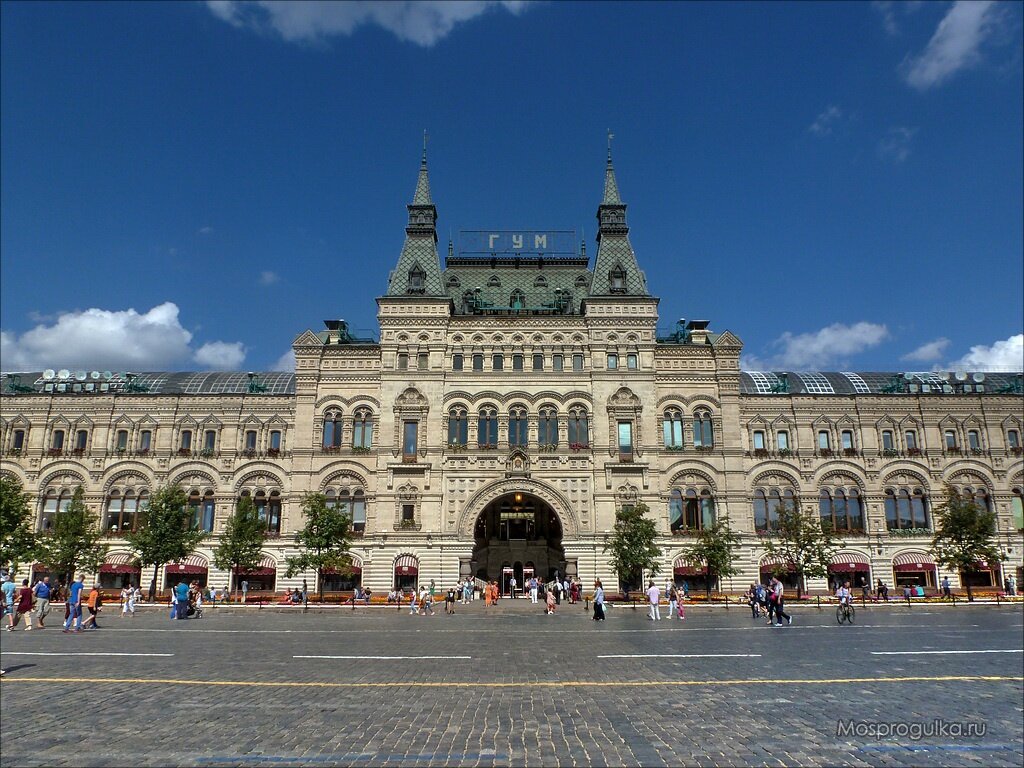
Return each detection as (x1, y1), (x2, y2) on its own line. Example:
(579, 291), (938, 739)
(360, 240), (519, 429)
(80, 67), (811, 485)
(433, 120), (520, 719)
(458, 230), (577, 256)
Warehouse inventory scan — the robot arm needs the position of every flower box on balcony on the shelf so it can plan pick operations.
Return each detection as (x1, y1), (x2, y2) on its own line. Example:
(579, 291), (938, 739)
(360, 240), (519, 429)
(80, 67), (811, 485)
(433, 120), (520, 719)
(267, 448), (280, 458)
(695, 446), (715, 453)
(753, 449), (769, 458)
(199, 449), (215, 458)
(352, 446), (373, 455)
(569, 443), (590, 452)
(71, 448), (85, 457)
(777, 449), (793, 458)
(177, 448), (192, 457)
(137, 449), (150, 457)
(6, 448), (22, 457)
(843, 448), (859, 457)
(47, 448), (63, 457)
(478, 444), (497, 450)
(882, 449), (899, 458)
(907, 448), (923, 457)
(538, 444), (558, 453)
(818, 449), (833, 458)
(1011, 447), (1023, 457)
(888, 527), (931, 537)
(945, 447), (961, 455)
(665, 445), (684, 452)
(240, 449), (256, 459)
(446, 443), (468, 452)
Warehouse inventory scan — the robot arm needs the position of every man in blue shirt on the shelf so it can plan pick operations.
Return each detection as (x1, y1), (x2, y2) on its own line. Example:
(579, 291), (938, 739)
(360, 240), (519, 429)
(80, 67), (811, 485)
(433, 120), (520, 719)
(2, 575), (16, 630)
(33, 576), (52, 628)
(64, 575), (85, 632)
(175, 581), (190, 619)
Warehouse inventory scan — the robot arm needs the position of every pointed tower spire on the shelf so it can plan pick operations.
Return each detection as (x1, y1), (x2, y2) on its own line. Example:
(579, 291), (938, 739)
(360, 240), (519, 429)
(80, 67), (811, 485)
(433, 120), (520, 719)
(591, 135), (648, 296)
(386, 137), (445, 296)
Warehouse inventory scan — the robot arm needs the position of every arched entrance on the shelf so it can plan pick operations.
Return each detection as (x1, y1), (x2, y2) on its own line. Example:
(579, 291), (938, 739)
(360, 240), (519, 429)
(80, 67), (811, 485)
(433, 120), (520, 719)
(472, 491), (565, 590)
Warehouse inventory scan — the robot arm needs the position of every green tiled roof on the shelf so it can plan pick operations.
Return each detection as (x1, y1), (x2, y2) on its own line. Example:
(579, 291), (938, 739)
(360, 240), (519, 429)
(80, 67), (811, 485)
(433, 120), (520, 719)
(444, 257), (590, 314)
(386, 154), (446, 297)
(591, 158), (648, 296)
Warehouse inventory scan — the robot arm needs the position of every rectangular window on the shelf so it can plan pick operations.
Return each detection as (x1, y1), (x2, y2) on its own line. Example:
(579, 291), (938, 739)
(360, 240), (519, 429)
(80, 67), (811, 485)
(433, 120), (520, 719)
(204, 430), (216, 451)
(817, 431), (830, 450)
(470, 353), (483, 371)
(452, 353), (463, 371)
(533, 354), (544, 371)
(572, 354), (584, 371)
(417, 352), (428, 370)
(397, 352), (408, 370)
(905, 430), (917, 450)
(51, 430), (65, 451)
(75, 429), (88, 450)
(626, 353), (638, 370)
(607, 353), (618, 370)
(492, 354), (504, 371)
(139, 430), (152, 452)
(352, 498), (366, 533)
(512, 354), (524, 371)
(841, 430), (854, 450)
(116, 430), (129, 451)
(753, 430), (766, 450)
(201, 499), (215, 532)
(402, 504), (415, 523)
(777, 431), (789, 450)
(552, 354), (563, 371)
(617, 421), (633, 461)
(1009, 430), (1020, 449)
(269, 430), (281, 451)
(967, 430), (980, 451)
(245, 430), (257, 450)
(180, 430), (192, 451)
(881, 430), (894, 451)
(403, 421), (418, 460)
(12, 430), (25, 450)
(944, 430), (957, 449)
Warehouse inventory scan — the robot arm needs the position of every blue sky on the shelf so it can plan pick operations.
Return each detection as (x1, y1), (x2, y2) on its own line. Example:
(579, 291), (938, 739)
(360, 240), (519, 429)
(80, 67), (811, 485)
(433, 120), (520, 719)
(2, 1), (1022, 373)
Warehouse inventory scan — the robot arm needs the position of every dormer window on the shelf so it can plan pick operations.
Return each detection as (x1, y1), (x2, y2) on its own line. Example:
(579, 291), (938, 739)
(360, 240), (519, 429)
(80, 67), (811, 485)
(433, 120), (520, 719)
(487, 274), (501, 287)
(609, 266), (626, 293)
(510, 290), (525, 310)
(407, 265), (426, 294)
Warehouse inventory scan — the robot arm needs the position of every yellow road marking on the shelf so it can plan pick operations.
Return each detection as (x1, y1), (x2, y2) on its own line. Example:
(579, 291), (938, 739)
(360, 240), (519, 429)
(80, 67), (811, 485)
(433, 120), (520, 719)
(1, 675), (1021, 689)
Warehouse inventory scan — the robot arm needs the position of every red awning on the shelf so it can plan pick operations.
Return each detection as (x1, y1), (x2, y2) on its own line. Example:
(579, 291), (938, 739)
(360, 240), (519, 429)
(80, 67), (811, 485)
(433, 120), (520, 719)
(892, 551), (935, 572)
(394, 554), (418, 575)
(165, 554), (209, 575)
(322, 556), (363, 575)
(674, 565), (707, 576)
(828, 558), (871, 573)
(235, 567), (275, 577)
(759, 555), (794, 573)
(100, 553), (140, 574)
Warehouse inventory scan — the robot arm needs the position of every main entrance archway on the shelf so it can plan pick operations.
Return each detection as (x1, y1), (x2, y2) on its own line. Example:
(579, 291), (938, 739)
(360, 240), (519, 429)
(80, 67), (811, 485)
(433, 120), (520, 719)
(472, 491), (565, 589)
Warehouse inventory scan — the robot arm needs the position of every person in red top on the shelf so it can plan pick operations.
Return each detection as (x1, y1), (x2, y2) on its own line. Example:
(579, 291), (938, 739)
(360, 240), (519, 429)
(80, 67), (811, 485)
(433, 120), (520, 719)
(13, 579), (34, 630)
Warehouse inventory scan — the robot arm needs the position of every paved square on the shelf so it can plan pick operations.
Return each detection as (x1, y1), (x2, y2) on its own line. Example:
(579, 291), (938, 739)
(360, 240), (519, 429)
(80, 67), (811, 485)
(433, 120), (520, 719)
(1, 601), (1022, 767)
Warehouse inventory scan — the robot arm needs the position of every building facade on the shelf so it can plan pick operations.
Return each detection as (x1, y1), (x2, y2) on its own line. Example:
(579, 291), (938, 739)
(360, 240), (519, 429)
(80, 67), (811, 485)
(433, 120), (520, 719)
(2, 150), (1023, 595)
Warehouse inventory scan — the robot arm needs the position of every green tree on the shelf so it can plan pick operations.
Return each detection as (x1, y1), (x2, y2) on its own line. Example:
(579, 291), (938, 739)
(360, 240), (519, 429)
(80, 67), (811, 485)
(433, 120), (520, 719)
(762, 502), (843, 599)
(930, 485), (1004, 602)
(0, 476), (37, 576)
(125, 484), (206, 600)
(36, 487), (107, 587)
(212, 495), (266, 599)
(603, 502), (662, 594)
(678, 517), (742, 598)
(285, 493), (354, 601)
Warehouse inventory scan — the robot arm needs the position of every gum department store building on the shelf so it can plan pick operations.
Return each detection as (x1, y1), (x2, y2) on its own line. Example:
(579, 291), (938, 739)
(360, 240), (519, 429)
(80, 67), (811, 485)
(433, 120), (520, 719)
(2, 150), (1023, 596)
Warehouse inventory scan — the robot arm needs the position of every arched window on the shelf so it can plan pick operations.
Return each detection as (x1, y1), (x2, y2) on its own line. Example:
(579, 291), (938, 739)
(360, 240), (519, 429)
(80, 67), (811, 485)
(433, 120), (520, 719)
(668, 489), (684, 531)
(960, 486), (991, 513)
(104, 488), (148, 534)
(1011, 488), (1023, 531)
(663, 408), (683, 449)
(885, 487), (929, 530)
(819, 487), (863, 532)
(447, 407), (468, 446)
(567, 407), (589, 448)
(352, 489), (366, 533)
(407, 265), (426, 294)
(510, 290), (525, 310)
(41, 487), (75, 530)
(693, 410), (714, 448)
(538, 406), (558, 447)
(250, 490), (282, 534)
(322, 411), (342, 450)
(673, 488), (715, 531)
(753, 488), (796, 532)
(609, 265), (626, 293)
(353, 408), (373, 449)
(509, 407), (528, 448)
(478, 407), (498, 448)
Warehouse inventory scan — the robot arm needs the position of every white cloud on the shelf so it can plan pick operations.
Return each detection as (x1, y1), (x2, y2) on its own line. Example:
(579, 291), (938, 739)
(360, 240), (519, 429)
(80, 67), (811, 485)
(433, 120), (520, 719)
(259, 270), (280, 286)
(198, 226), (214, 235)
(194, 341), (247, 370)
(206, 0), (530, 47)
(902, 1), (1002, 90)
(272, 348), (296, 372)
(947, 334), (1023, 371)
(809, 105), (842, 136)
(0, 302), (246, 373)
(743, 322), (890, 370)
(873, 1), (923, 36)
(878, 126), (917, 163)
(902, 337), (951, 362)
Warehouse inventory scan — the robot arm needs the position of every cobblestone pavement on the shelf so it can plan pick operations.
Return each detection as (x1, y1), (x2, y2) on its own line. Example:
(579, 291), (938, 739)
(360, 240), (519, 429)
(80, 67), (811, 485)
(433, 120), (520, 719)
(1, 601), (1022, 767)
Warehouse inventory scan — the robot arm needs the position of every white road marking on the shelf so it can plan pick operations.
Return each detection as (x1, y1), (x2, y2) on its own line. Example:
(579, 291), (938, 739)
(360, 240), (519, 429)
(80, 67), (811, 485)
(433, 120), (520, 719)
(0, 651), (174, 657)
(293, 655), (471, 660)
(597, 653), (762, 659)
(871, 649), (1023, 656)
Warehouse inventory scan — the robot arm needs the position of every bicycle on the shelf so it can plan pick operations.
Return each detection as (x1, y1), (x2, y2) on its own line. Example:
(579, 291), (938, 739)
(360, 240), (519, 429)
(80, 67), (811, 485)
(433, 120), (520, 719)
(835, 600), (855, 624)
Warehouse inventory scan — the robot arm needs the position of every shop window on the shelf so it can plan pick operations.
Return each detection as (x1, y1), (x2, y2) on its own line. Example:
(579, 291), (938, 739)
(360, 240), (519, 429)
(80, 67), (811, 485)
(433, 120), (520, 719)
(673, 488), (715, 531)
(753, 489), (795, 532)
(40, 488), (75, 530)
(669, 489), (683, 531)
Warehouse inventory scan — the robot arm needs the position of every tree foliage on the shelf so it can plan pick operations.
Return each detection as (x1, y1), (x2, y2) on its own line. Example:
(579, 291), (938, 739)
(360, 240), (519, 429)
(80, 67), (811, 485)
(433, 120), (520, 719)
(36, 487), (107, 585)
(603, 502), (662, 591)
(679, 517), (742, 597)
(930, 485), (1003, 602)
(212, 495), (266, 595)
(125, 484), (206, 597)
(285, 493), (354, 599)
(762, 501), (843, 598)
(0, 476), (37, 575)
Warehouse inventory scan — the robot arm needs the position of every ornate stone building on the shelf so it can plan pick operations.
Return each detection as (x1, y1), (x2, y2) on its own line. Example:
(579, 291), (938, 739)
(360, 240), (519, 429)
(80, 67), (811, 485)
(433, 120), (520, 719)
(2, 149), (1022, 595)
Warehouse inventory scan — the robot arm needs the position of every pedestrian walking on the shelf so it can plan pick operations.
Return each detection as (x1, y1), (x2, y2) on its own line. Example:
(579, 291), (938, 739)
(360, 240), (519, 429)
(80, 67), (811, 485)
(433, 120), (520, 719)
(771, 576), (791, 627)
(646, 580), (661, 621)
(80, 583), (102, 630)
(122, 584), (136, 618)
(302, 578), (308, 607)
(941, 576), (952, 600)
(592, 579), (606, 621)
(529, 576), (539, 604)
(408, 588), (419, 614)
(11, 579), (34, 630)
(2, 575), (15, 630)
(241, 579), (249, 604)
(509, 576), (517, 599)
(668, 584), (679, 620)
(545, 587), (556, 615)
(33, 576), (51, 628)
(746, 583), (759, 619)
(445, 586), (456, 614)
(63, 575), (85, 632)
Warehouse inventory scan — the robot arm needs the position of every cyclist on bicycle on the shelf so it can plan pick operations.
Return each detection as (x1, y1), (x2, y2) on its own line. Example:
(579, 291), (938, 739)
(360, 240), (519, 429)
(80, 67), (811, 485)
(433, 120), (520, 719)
(835, 580), (852, 605)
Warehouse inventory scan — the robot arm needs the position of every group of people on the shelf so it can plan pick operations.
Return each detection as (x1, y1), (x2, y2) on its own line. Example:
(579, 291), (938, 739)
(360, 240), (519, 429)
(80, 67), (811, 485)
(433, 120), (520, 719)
(742, 577), (794, 627)
(169, 580), (204, 619)
(2, 573), (107, 632)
